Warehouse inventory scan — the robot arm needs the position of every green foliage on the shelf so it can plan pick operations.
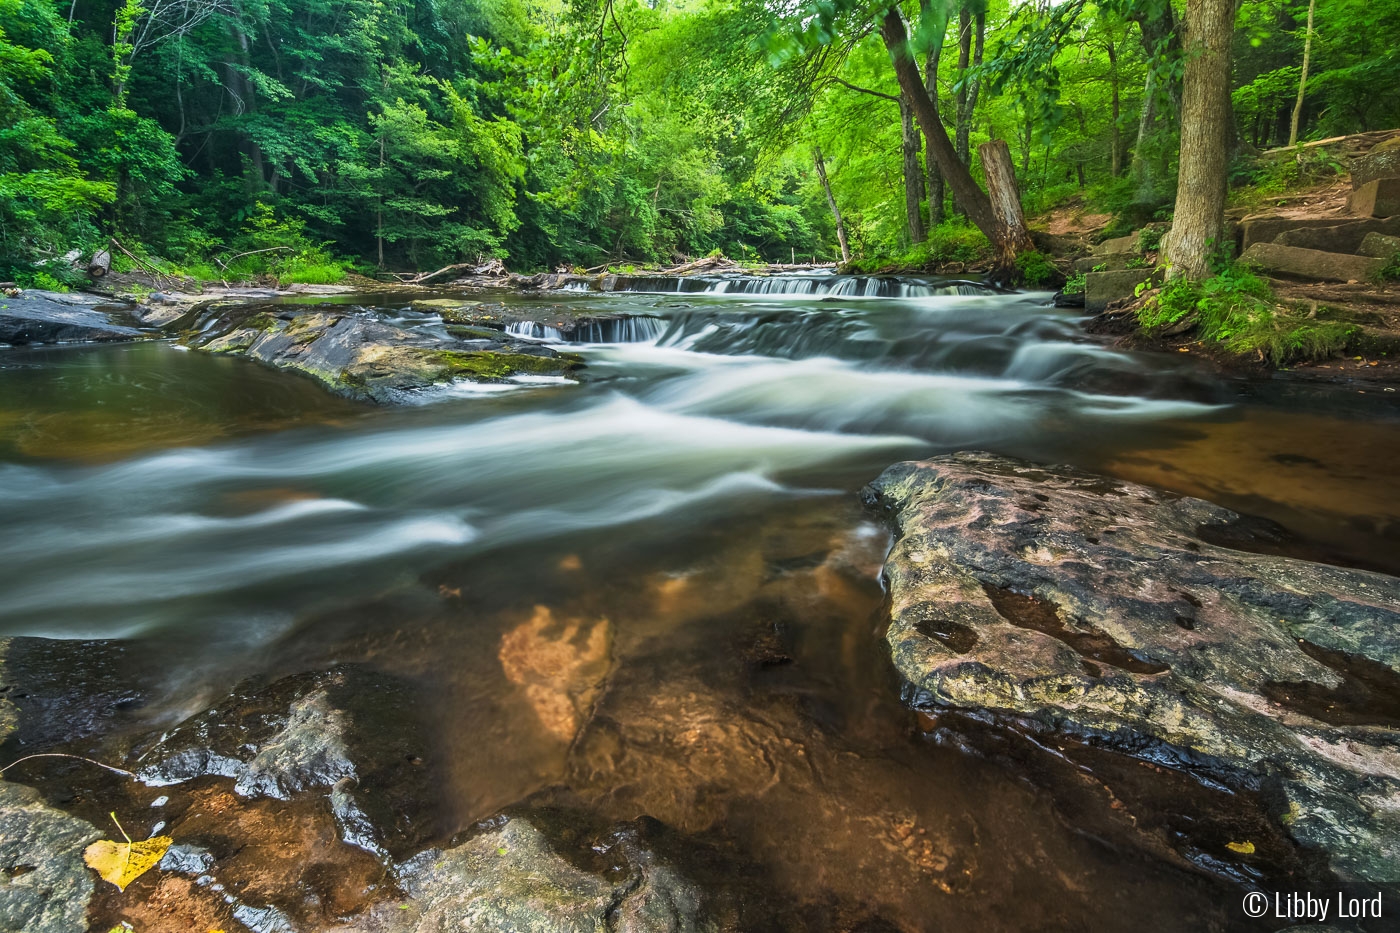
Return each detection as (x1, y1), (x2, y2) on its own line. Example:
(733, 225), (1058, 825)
(1064, 271), (1086, 294)
(1139, 264), (1354, 364)
(1016, 250), (1058, 286)
(1378, 251), (1400, 282)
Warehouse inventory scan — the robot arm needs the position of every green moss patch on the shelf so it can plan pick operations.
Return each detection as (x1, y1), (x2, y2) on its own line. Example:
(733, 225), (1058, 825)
(433, 350), (581, 381)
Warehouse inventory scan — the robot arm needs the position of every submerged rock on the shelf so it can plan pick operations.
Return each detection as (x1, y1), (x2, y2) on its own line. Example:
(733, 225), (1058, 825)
(340, 817), (711, 933)
(134, 665), (439, 860)
(864, 451), (1400, 882)
(185, 305), (580, 401)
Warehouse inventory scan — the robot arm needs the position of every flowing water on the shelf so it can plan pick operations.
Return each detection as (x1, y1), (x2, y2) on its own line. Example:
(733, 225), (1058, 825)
(2, 280), (1399, 931)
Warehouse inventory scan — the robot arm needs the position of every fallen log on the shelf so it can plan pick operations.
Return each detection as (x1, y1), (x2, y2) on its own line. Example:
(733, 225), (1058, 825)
(87, 249), (111, 278)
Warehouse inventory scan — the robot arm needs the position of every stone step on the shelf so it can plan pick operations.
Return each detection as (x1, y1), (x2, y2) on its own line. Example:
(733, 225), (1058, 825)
(1090, 233), (1140, 257)
(1084, 268), (1161, 312)
(1242, 213), (1400, 250)
(1239, 242), (1386, 282)
(1347, 177), (1400, 218)
(1351, 136), (1400, 189)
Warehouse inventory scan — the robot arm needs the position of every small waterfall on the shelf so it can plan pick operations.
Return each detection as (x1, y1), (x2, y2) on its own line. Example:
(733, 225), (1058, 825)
(599, 274), (994, 298)
(507, 316), (664, 344)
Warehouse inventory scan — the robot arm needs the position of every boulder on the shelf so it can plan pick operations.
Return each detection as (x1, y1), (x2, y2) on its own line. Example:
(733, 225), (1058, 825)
(0, 291), (144, 344)
(1241, 213), (1400, 250)
(1358, 232), (1400, 260)
(863, 452), (1400, 882)
(1238, 242), (1385, 282)
(1350, 136), (1400, 190)
(1084, 268), (1161, 313)
(186, 306), (581, 402)
(1091, 233), (1140, 257)
(1347, 177), (1400, 218)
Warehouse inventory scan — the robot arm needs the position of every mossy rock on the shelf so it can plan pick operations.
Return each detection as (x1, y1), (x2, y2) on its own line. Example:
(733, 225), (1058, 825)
(433, 350), (581, 381)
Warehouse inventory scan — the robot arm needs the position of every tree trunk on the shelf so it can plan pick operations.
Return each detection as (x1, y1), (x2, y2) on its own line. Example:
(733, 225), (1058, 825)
(1288, 0), (1316, 146)
(880, 7), (996, 237)
(87, 250), (112, 278)
(921, 0), (947, 226)
(1164, 0), (1236, 279)
(900, 95), (927, 244)
(953, 7), (985, 169)
(1131, 68), (1159, 198)
(1107, 42), (1122, 177)
(979, 139), (1036, 283)
(813, 146), (851, 263)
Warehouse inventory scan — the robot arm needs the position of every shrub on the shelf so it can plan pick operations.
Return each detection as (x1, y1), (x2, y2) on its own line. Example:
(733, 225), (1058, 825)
(1138, 263), (1354, 364)
(1015, 250), (1059, 287)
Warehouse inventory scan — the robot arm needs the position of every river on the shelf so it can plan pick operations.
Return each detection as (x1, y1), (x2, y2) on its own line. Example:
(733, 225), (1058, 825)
(2, 280), (1398, 930)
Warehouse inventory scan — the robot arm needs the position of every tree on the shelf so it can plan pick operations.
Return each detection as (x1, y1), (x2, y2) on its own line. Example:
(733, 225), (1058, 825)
(1288, 0), (1317, 146)
(1164, 0), (1237, 279)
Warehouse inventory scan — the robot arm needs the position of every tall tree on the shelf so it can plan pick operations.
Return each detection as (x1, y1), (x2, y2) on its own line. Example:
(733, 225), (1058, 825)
(1288, 0), (1317, 146)
(1164, 0), (1236, 278)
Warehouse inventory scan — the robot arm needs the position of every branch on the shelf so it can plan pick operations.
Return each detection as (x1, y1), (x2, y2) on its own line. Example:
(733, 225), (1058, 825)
(828, 76), (900, 102)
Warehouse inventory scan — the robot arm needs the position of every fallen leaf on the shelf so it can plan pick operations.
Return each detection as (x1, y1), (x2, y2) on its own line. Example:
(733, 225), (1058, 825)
(1226, 840), (1255, 855)
(83, 813), (172, 892)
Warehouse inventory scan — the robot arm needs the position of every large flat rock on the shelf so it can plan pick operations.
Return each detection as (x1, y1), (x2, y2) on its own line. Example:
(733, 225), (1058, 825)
(0, 291), (143, 344)
(864, 452), (1400, 881)
(1238, 242), (1385, 282)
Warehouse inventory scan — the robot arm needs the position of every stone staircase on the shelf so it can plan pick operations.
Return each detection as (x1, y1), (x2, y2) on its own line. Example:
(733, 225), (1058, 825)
(1078, 132), (1400, 312)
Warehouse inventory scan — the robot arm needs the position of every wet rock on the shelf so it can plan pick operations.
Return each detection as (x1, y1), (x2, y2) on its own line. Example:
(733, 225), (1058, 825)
(135, 665), (439, 859)
(185, 306), (579, 402)
(0, 636), (153, 750)
(864, 451), (1400, 881)
(0, 780), (103, 933)
(1238, 242), (1385, 283)
(0, 291), (144, 344)
(340, 817), (712, 933)
(0, 639), (103, 933)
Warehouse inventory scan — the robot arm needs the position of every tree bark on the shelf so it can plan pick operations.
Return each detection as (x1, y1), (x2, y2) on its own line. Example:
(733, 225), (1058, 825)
(1164, 0), (1236, 279)
(813, 146), (851, 263)
(978, 139), (1036, 282)
(880, 7), (996, 237)
(1107, 41), (1122, 177)
(87, 250), (112, 278)
(1131, 68), (1159, 199)
(921, 0), (947, 226)
(900, 94), (927, 244)
(1288, 0), (1316, 147)
(954, 6), (986, 169)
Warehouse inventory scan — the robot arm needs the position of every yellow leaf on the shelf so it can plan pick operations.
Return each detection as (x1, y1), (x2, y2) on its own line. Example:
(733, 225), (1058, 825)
(1226, 840), (1255, 855)
(84, 831), (172, 892)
